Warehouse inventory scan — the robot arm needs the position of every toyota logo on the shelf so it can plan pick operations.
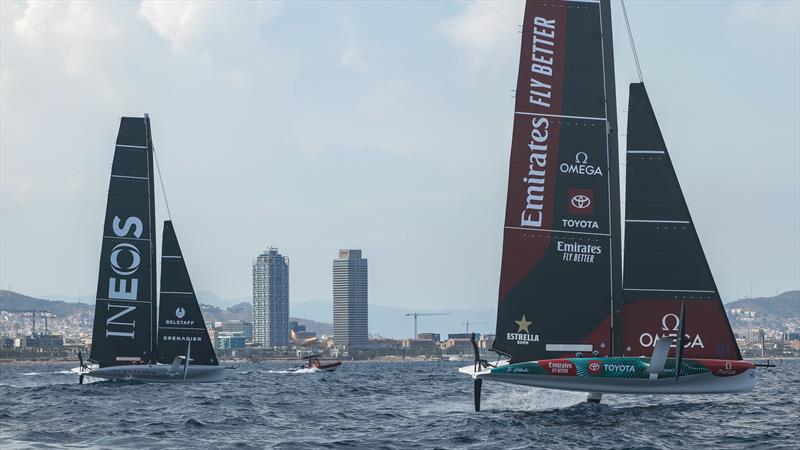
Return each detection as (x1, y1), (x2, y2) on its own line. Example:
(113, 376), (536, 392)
(571, 195), (591, 209)
(588, 360), (602, 375)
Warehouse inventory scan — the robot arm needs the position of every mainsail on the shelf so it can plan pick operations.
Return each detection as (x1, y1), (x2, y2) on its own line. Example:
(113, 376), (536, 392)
(90, 116), (158, 367)
(492, 0), (622, 362)
(156, 221), (218, 365)
(622, 83), (741, 360)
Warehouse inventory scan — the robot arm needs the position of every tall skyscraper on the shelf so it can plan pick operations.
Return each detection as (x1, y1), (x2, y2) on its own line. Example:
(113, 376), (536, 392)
(333, 249), (368, 348)
(252, 248), (289, 347)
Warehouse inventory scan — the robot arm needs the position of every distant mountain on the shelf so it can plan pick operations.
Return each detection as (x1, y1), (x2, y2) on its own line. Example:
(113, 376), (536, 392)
(0, 291), (332, 335)
(196, 291), (250, 308)
(6, 289), (796, 339)
(726, 290), (799, 334)
(726, 291), (799, 317)
(200, 301), (332, 335)
(0, 290), (91, 316)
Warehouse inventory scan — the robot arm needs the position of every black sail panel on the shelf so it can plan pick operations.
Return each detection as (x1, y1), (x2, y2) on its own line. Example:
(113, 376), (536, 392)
(622, 83), (741, 360)
(156, 221), (218, 366)
(90, 117), (156, 367)
(492, 0), (622, 362)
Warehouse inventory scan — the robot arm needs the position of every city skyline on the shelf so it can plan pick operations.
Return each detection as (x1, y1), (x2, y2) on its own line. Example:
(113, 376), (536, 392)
(1, 1), (798, 311)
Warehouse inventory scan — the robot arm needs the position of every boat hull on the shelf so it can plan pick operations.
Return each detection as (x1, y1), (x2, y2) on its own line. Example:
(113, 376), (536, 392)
(460, 357), (756, 394)
(315, 361), (341, 372)
(86, 364), (225, 383)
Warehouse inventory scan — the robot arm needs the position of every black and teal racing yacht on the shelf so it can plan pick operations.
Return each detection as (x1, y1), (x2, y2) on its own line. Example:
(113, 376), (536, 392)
(460, 0), (758, 409)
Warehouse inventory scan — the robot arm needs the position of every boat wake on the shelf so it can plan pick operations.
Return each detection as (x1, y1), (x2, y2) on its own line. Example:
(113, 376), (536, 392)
(22, 370), (80, 376)
(267, 368), (320, 374)
(483, 387), (585, 412)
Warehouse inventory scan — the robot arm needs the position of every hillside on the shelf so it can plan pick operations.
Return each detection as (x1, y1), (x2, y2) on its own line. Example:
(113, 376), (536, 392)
(726, 290), (799, 334)
(0, 290), (333, 335)
(200, 302), (332, 335)
(0, 290), (92, 316)
(726, 291), (799, 317)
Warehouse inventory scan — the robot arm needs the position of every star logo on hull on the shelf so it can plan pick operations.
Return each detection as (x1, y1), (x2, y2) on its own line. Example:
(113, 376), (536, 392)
(515, 315), (532, 334)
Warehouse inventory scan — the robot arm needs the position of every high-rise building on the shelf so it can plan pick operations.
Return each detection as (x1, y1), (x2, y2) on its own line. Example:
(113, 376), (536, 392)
(333, 249), (368, 348)
(252, 248), (289, 347)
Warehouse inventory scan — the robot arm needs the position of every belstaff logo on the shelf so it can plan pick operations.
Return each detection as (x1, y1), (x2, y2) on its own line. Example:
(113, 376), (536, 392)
(506, 315), (539, 345)
(175, 307), (186, 319)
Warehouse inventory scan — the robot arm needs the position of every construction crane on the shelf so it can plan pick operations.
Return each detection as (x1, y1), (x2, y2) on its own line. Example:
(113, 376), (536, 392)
(405, 313), (449, 338)
(461, 321), (487, 333)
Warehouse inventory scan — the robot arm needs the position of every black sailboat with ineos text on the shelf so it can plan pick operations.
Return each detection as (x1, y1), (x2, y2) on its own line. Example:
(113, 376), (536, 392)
(460, 0), (757, 409)
(80, 114), (224, 383)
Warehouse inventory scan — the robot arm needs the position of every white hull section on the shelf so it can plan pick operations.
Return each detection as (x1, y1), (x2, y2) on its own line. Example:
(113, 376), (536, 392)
(459, 363), (757, 395)
(85, 364), (225, 383)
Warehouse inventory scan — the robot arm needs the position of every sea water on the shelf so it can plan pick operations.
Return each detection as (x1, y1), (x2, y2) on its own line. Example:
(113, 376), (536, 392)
(1, 360), (797, 449)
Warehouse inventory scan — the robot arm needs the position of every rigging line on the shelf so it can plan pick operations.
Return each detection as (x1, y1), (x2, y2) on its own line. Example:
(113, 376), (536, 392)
(152, 144), (173, 221)
(620, 0), (644, 83)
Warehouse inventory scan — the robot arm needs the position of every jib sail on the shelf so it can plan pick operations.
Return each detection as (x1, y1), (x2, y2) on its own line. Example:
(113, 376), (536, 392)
(492, 0), (623, 362)
(622, 83), (741, 360)
(156, 221), (219, 366)
(90, 116), (158, 367)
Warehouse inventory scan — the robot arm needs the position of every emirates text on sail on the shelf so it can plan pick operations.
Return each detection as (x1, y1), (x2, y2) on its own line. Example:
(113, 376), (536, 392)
(519, 16), (556, 229)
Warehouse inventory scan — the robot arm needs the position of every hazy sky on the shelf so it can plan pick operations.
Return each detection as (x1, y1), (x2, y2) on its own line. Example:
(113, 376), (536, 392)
(1, 1), (798, 310)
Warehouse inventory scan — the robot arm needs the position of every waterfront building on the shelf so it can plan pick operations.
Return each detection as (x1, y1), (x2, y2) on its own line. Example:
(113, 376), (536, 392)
(401, 338), (439, 356)
(417, 333), (440, 342)
(479, 334), (496, 349)
(252, 248), (290, 347)
(745, 329), (764, 342)
(216, 320), (253, 342)
(447, 333), (475, 340)
(217, 332), (246, 350)
(20, 334), (63, 349)
(333, 249), (368, 348)
(782, 332), (800, 342)
(441, 338), (473, 355)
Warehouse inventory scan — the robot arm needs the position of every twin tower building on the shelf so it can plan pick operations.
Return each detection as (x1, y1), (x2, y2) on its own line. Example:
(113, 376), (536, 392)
(252, 249), (368, 348)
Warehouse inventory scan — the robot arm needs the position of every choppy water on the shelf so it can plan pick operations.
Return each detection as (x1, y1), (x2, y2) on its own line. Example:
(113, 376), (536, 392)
(1, 360), (798, 449)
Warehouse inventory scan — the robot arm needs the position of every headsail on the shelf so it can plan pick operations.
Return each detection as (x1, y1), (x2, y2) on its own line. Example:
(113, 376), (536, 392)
(622, 83), (741, 360)
(492, 0), (622, 362)
(90, 116), (158, 367)
(156, 221), (219, 366)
